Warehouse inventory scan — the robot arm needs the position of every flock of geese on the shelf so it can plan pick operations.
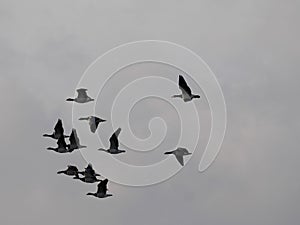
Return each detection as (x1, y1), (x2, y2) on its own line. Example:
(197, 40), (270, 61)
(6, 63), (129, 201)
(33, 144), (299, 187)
(43, 75), (200, 199)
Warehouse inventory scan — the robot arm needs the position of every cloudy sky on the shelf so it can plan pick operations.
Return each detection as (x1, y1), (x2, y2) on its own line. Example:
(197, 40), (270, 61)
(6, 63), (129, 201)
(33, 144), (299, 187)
(1, 0), (300, 224)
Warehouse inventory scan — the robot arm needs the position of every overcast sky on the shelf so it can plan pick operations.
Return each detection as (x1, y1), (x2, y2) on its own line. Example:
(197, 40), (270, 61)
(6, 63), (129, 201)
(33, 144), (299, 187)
(1, 0), (300, 224)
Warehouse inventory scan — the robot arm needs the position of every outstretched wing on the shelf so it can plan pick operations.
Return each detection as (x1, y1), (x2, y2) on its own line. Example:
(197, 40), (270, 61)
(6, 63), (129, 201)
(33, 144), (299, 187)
(109, 128), (121, 150)
(85, 163), (96, 176)
(179, 75), (192, 96)
(86, 163), (93, 171)
(67, 165), (78, 172)
(57, 136), (67, 148)
(54, 119), (64, 136)
(77, 88), (88, 99)
(97, 179), (108, 194)
(90, 117), (105, 133)
(90, 117), (99, 133)
(69, 129), (80, 146)
(175, 155), (184, 166)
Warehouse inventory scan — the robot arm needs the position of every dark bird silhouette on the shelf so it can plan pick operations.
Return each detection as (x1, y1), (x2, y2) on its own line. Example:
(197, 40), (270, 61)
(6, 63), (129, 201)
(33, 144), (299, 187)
(172, 75), (200, 102)
(43, 119), (69, 139)
(67, 129), (87, 152)
(164, 147), (192, 166)
(79, 116), (106, 133)
(98, 128), (125, 154)
(79, 163), (100, 177)
(47, 136), (69, 153)
(73, 173), (101, 183)
(66, 88), (94, 103)
(57, 165), (79, 176)
(86, 179), (113, 198)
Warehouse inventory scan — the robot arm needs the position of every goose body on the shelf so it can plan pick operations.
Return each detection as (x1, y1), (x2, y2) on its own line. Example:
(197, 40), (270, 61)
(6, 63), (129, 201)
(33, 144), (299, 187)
(98, 128), (125, 154)
(66, 88), (94, 103)
(57, 165), (79, 176)
(43, 119), (69, 140)
(79, 116), (106, 133)
(164, 147), (192, 166)
(86, 179), (112, 198)
(67, 129), (87, 152)
(47, 136), (69, 153)
(172, 75), (200, 102)
(73, 174), (101, 183)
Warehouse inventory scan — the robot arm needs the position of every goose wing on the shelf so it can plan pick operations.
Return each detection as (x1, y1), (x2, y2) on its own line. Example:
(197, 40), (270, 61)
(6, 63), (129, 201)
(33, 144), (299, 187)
(57, 136), (67, 148)
(77, 88), (88, 99)
(90, 117), (105, 133)
(97, 179), (108, 195)
(175, 155), (184, 166)
(109, 128), (121, 150)
(69, 129), (78, 146)
(90, 117), (99, 133)
(54, 119), (64, 136)
(85, 163), (96, 176)
(67, 165), (78, 172)
(179, 75), (192, 96)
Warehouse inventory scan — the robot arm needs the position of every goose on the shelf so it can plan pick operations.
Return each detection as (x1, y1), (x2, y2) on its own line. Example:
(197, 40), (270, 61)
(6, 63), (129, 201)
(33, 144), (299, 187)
(73, 173), (101, 183)
(172, 75), (200, 102)
(66, 88), (94, 103)
(86, 179), (112, 198)
(164, 147), (192, 166)
(57, 165), (79, 176)
(79, 116), (106, 133)
(79, 163), (101, 177)
(67, 129), (87, 152)
(47, 136), (69, 153)
(98, 128), (125, 154)
(43, 119), (69, 139)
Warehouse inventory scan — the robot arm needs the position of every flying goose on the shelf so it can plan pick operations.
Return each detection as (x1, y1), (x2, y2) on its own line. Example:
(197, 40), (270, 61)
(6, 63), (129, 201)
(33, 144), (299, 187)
(164, 147), (192, 166)
(73, 173), (101, 183)
(57, 165), (79, 176)
(67, 129), (87, 152)
(66, 88), (94, 103)
(98, 128), (125, 154)
(47, 135), (69, 153)
(86, 179), (112, 198)
(43, 119), (69, 139)
(79, 116), (106, 133)
(79, 163), (101, 177)
(172, 75), (200, 102)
